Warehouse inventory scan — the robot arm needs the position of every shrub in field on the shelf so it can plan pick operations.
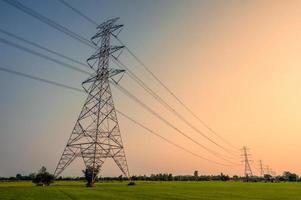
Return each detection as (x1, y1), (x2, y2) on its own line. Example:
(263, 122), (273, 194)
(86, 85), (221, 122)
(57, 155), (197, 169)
(82, 166), (100, 187)
(128, 181), (136, 186)
(32, 166), (54, 186)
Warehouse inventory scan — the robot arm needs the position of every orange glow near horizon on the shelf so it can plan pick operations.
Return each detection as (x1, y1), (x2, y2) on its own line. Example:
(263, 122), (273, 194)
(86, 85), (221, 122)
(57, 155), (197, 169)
(122, 0), (301, 176)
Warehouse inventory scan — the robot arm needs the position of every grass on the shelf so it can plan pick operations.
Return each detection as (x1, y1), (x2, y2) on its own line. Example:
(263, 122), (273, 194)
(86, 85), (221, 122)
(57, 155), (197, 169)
(0, 181), (301, 200)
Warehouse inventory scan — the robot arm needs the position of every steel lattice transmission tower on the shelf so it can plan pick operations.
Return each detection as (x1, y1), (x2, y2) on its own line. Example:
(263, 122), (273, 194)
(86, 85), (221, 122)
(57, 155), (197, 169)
(241, 146), (253, 179)
(259, 160), (264, 177)
(54, 18), (130, 183)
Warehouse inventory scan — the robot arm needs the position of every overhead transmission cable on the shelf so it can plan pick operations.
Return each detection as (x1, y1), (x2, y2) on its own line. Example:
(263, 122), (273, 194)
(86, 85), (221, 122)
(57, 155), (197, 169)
(0, 65), (233, 167)
(2, 0), (97, 49)
(0, 31), (239, 163)
(0, 34), (238, 163)
(54, 0), (239, 151)
(111, 81), (238, 164)
(0, 66), (83, 92)
(115, 37), (239, 151)
(1, 0), (239, 159)
(112, 56), (237, 156)
(57, 0), (99, 26)
(0, 35), (238, 163)
(117, 111), (232, 166)
(55, 0), (238, 155)
(0, 28), (89, 68)
(0, 37), (90, 75)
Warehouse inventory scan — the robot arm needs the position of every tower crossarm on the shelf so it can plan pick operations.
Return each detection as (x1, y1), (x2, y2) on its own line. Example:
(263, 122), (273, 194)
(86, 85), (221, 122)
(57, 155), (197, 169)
(91, 24), (123, 42)
(82, 69), (125, 85)
(87, 45), (124, 69)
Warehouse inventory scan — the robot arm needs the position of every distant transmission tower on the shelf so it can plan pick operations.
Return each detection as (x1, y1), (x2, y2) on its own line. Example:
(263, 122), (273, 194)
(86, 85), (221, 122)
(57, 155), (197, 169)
(241, 146), (253, 179)
(54, 18), (130, 184)
(259, 160), (264, 177)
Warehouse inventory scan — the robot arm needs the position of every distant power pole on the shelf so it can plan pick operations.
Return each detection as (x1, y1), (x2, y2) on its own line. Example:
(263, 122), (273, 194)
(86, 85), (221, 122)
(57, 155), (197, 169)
(241, 146), (253, 179)
(54, 18), (130, 185)
(259, 160), (264, 177)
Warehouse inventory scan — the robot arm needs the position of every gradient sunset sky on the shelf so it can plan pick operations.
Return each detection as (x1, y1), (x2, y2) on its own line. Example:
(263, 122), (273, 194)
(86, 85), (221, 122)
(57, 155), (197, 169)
(0, 0), (300, 177)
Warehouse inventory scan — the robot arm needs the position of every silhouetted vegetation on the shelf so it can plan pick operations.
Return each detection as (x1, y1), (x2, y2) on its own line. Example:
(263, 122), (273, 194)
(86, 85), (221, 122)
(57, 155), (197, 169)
(82, 166), (100, 187)
(1, 170), (301, 184)
(32, 166), (54, 186)
(128, 181), (136, 186)
(127, 173), (230, 182)
(282, 171), (298, 182)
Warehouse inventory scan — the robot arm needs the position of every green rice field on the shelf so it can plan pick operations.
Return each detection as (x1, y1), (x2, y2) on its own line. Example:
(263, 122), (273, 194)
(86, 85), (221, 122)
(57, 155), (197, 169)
(0, 181), (301, 200)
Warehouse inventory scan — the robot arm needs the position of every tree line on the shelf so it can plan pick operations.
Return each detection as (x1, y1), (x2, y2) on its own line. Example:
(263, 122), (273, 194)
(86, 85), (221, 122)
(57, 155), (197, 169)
(1, 170), (300, 183)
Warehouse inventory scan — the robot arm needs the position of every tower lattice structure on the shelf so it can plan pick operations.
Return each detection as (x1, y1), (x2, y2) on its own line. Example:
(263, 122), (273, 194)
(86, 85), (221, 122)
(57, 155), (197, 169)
(259, 160), (264, 177)
(241, 146), (253, 178)
(54, 18), (129, 182)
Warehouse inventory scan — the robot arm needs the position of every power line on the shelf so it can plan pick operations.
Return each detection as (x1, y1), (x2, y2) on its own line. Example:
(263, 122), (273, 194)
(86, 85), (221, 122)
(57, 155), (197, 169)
(2, 0), (96, 49)
(0, 33), (237, 163)
(0, 37), (90, 75)
(112, 81), (239, 164)
(0, 65), (231, 166)
(57, 0), (99, 26)
(4, 0), (238, 154)
(53, 0), (239, 151)
(1, 1), (239, 162)
(116, 36), (239, 151)
(0, 66), (83, 92)
(0, 35), (237, 163)
(112, 56), (237, 156)
(117, 111), (231, 166)
(0, 28), (90, 68)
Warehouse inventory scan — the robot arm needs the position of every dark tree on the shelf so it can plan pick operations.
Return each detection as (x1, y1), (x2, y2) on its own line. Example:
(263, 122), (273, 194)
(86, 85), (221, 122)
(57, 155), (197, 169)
(232, 175), (239, 181)
(32, 166), (54, 186)
(168, 173), (173, 181)
(283, 171), (298, 182)
(220, 173), (230, 181)
(28, 173), (36, 179)
(264, 174), (273, 182)
(82, 166), (100, 187)
(16, 173), (22, 180)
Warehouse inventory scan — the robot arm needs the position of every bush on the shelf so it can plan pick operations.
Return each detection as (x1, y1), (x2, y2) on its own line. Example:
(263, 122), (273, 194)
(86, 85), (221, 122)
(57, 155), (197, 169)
(32, 166), (54, 186)
(128, 181), (136, 186)
(82, 166), (100, 187)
